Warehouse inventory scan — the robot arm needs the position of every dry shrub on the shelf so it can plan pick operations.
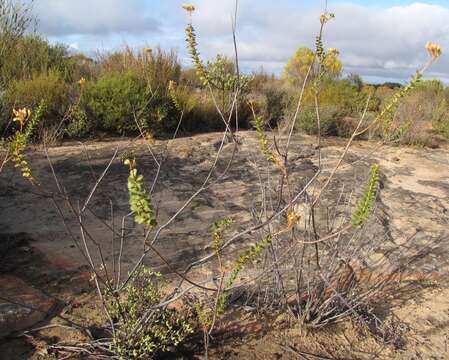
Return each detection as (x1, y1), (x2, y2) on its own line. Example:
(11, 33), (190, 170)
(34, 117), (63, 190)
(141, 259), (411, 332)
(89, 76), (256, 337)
(96, 45), (181, 90)
(388, 82), (446, 147)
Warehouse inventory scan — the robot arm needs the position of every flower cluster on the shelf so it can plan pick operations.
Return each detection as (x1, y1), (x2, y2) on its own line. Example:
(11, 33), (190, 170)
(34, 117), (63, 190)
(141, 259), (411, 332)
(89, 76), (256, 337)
(78, 77), (86, 87)
(12, 108), (31, 130)
(9, 101), (47, 182)
(351, 164), (380, 227)
(319, 12), (335, 25)
(425, 41), (442, 59)
(287, 210), (301, 229)
(124, 158), (157, 227)
(182, 3), (195, 15)
(185, 23), (210, 86)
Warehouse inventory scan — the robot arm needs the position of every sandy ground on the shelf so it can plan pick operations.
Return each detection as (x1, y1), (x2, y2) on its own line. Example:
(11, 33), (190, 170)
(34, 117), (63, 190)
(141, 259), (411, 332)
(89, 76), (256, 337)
(1, 132), (449, 359)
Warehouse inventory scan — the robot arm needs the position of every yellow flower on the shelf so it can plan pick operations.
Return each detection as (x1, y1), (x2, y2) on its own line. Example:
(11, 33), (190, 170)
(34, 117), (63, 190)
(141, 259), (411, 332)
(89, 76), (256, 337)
(78, 77), (86, 87)
(320, 14), (327, 25)
(146, 132), (156, 145)
(425, 41), (442, 59)
(12, 108), (31, 129)
(143, 47), (153, 62)
(287, 211), (300, 229)
(182, 3), (195, 15)
(168, 80), (177, 92)
(320, 12), (334, 25)
(124, 158), (136, 170)
(328, 48), (340, 57)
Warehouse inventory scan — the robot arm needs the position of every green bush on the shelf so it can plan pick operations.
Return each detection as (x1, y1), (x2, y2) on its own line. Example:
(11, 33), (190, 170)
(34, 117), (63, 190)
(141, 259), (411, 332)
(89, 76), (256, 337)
(97, 46), (181, 91)
(0, 35), (84, 89)
(83, 70), (183, 136)
(83, 71), (147, 134)
(106, 267), (193, 358)
(432, 99), (449, 139)
(145, 93), (180, 135)
(296, 105), (341, 135)
(263, 85), (288, 128)
(2, 70), (70, 133)
(182, 93), (226, 132)
(66, 105), (92, 139)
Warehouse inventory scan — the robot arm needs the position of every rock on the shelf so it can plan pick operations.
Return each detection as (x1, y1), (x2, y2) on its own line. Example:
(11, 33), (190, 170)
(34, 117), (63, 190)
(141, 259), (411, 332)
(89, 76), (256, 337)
(0, 275), (56, 338)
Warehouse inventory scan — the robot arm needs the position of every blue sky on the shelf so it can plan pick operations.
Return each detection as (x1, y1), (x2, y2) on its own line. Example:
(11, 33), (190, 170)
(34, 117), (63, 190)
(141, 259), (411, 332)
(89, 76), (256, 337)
(29, 0), (449, 83)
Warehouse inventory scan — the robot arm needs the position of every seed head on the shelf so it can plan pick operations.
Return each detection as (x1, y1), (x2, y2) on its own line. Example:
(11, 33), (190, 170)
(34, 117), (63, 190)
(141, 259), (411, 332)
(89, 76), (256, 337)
(12, 108), (31, 129)
(168, 80), (177, 92)
(124, 158), (136, 170)
(327, 48), (340, 57)
(320, 12), (335, 25)
(182, 3), (195, 16)
(287, 211), (300, 229)
(425, 41), (442, 59)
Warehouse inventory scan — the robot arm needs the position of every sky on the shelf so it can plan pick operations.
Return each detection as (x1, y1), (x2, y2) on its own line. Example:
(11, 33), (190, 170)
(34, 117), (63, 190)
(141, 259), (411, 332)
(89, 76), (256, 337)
(27, 0), (449, 84)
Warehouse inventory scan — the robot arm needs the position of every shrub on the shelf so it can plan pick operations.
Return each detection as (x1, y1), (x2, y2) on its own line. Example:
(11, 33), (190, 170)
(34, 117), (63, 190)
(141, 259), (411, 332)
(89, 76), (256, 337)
(182, 93), (227, 132)
(383, 82), (447, 147)
(97, 46), (181, 91)
(0, 35), (83, 89)
(2, 70), (70, 135)
(433, 99), (449, 139)
(106, 267), (193, 359)
(263, 84), (288, 128)
(144, 92), (180, 135)
(66, 105), (92, 139)
(296, 105), (341, 135)
(293, 79), (364, 136)
(83, 71), (147, 134)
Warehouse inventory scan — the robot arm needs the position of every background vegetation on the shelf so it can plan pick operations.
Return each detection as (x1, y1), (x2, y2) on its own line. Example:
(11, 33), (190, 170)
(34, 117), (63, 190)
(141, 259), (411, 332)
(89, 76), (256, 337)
(0, 3), (448, 146)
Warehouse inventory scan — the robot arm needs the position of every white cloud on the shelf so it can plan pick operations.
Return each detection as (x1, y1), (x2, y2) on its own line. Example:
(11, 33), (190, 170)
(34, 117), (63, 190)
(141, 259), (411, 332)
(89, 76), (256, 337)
(185, 1), (449, 82)
(29, 1), (449, 83)
(31, 0), (159, 36)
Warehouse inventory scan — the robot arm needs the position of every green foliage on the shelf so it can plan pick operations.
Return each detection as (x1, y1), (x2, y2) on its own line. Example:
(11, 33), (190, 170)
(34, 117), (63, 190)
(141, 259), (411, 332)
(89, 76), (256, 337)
(212, 218), (233, 253)
(3, 70), (69, 120)
(262, 85), (288, 127)
(254, 115), (277, 163)
(283, 47), (342, 87)
(97, 46), (181, 91)
(296, 105), (340, 135)
(0, 34), (82, 89)
(185, 24), (210, 86)
(433, 99), (449, 139)
(0, 0), (34, 86)
(217, 235), (272, 313)
(171, 85), (197, 115)
(66, 105), (91, 139)
(83, 71), (146, 134)
(106, 267), (193, 359)
(378, 72), (423, 137)
(283, 48), (315, 87)
(202, 55), (251, 115)
(351, 164), (380, 227)
(125, 159), (157, 228)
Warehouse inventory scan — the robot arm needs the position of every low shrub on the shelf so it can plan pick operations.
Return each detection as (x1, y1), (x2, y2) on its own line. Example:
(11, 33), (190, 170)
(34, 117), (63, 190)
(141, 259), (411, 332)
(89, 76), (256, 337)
(2, 70), (71, 137)
(182, 93), (227, 132)
(105, 267), (193, 358)
(433, 99), (449, 139)
(83, 71), (147, 134)
(66, 105), (92, 139)
(382, 82), (447, 147)
(263, 84), (289, 128)
(296, 105), (341, 135)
